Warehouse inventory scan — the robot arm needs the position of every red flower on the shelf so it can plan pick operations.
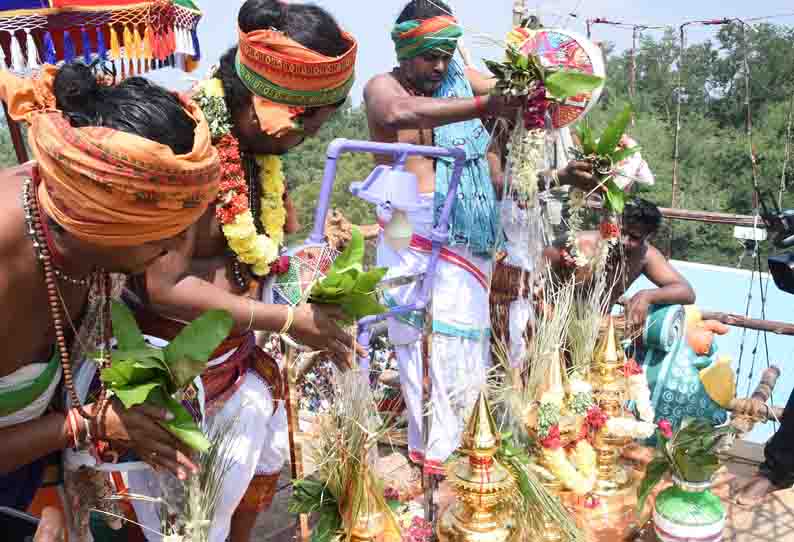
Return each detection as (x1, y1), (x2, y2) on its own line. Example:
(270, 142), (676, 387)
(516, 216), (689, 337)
(584, 495), (602, 509)
(540, 425), (562, 450)
(384, 487), (400, 501)
(559, 248), (577, 269)
(586, 406), (607, 431)
(599, 220), (621, 239)
(658, 419), (673, 440)
(523, 82), (548, 130)
(273, 255), (291, 275)
(622, 358), (643, 377)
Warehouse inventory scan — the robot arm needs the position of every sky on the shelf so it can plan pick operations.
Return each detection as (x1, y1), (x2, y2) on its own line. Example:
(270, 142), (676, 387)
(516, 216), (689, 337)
(148, 0), (794, 104)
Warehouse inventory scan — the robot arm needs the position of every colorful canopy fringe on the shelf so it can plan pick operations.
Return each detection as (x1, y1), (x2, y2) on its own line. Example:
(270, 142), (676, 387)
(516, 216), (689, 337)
(0, 0), (203, 77)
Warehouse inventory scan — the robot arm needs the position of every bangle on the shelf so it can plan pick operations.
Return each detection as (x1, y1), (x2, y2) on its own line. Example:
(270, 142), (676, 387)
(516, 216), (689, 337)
(280, 306), (295, 335)
(245, 297), (255, 332)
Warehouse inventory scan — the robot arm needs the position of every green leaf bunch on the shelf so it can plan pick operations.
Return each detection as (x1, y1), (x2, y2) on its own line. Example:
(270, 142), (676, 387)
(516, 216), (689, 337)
(309, 227), (388, 323)
(637, 419), (735, 516)
(289, 479), (343, 542)
(99, 302), (234, 452)
(575, 103), (640, 214)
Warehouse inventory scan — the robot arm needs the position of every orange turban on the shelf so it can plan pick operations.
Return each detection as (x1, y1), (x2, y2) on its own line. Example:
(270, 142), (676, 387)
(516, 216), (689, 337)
(237, 27), (357, 137)
(0, 65), (221, 247)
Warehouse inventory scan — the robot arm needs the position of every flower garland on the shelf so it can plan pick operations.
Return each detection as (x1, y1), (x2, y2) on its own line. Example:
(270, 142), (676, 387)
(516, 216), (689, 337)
(194, 78), (286, 276)
(624, 358), (656, 423)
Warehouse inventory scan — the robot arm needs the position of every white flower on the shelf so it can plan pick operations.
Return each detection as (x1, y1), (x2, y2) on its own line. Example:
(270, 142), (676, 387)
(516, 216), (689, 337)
(570, 379), (592, 395)
(163, 535), (184, 542)
(606, 417), (656, 439)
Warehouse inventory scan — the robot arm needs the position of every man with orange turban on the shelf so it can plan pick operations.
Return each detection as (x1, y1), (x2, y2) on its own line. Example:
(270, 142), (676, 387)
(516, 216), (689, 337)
(124, 2), (360, 541)
(0, 61), (220, 518)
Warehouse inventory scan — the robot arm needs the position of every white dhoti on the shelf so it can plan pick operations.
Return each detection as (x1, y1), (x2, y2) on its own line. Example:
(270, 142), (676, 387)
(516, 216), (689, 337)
(378, 194), (492, 468)
(128, 335), (288, 542)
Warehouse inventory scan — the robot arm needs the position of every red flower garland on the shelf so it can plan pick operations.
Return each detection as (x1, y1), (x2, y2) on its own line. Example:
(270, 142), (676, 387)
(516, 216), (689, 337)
(599, 220), (621, 240)
(586, 406), (607, 432)
(540, 424), (563, 450)
(215, 134), (249, 225)
(622, 357), (643, 378)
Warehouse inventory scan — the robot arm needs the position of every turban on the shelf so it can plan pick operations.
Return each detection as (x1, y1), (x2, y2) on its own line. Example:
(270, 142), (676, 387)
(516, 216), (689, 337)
(0, 65), (221, 247)
(391, 15), (462, 61)
(236, 27), (357, 138)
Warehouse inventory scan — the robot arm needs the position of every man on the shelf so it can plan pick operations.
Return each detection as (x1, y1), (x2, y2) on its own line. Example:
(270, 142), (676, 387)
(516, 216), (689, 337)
(126, 1), (359, 541)
(0, 61), (220, 508)
(545, 198), (696, 327)
(737, 389), (794, 506)
(364, 0), (599, 472)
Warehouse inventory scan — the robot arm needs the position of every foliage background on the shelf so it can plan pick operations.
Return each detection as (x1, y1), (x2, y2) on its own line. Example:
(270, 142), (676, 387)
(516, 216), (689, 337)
(2, 21), (793, 268)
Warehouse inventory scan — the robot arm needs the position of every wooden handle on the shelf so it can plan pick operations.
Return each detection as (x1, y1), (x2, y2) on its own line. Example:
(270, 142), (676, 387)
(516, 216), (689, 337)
(728, 366), (784, 434)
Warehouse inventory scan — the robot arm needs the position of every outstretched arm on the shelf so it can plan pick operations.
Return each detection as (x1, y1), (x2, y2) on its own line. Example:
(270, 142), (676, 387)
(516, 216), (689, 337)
(144, 233), (356, 359)
(364, 73), (520, 131)
(625, 244), (695, 327)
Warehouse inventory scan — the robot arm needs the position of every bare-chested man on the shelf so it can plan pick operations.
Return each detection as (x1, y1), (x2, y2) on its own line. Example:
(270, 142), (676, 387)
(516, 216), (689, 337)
(545, 198), (695, 328)
(0, 62), (221, 510)
(364, 0), (600, 472)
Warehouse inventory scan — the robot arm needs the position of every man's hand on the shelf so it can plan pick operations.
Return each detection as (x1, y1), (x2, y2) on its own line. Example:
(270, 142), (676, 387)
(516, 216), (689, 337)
(624, 291), (653, 330)
(290, 303), (365, 363)
(34, 508), (64, 542)
(89, 400), (199, 480)
(483, 93), (524, 120)
(558, 160), (600, 192)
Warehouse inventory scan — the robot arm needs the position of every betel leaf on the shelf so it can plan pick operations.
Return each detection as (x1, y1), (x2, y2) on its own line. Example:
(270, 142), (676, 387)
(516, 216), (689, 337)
(100, 359), (161, 388)
(596, 103), (633, 157)
(113, 380), (165, 409)
(149, 387), (210, 453)
(164, 310), (234, 390)
(309, 226), (388, 323)
(637, 457), (670, 516)
(545, 70), (603, 101)
(329, 227), (365, 275)
(605, 179), (627, 214)
(110, 301), (147, 351)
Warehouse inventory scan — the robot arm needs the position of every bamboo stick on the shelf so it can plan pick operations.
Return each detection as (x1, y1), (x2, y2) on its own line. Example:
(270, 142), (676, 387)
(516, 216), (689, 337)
(700, 311), (794, 337)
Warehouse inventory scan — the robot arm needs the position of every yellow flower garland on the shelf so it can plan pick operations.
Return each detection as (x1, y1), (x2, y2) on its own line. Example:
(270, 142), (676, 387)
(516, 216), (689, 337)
(199, 78), (287, 276)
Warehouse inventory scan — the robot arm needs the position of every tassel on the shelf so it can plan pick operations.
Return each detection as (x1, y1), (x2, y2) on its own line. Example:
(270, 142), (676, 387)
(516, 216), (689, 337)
(143, 25), (152, 60)
(165, 26), (175, 56)
(63, 30), (75, 62)
(132, 25), (142, 61)
(191, 28), (201, 60)
(176, 27), (186, 55)
(10, 33), (26, 71)
(81, 27), (92, 63)
(25, 30), (40, 70)
(96, 27), (106, 60)
(43, 32), (56, 65)
(123, 24), (133, 60)
(0, 42), (7, 70)
(109, 25), (121, 60)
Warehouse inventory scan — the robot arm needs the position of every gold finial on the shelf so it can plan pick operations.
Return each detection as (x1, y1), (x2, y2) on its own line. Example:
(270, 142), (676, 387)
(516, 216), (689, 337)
(461, 391), (500, 458)
(595, 316), (620, 364)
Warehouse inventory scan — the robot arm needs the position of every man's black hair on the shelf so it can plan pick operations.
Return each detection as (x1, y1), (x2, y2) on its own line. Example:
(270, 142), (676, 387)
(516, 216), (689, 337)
(218, 0), (351, 120)
(396, 0), (453, 24)
(624, 197), (663, 233)
(54, 62), (195, 154)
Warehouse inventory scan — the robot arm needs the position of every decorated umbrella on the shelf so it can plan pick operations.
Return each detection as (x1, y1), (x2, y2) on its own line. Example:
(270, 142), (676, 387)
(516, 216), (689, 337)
(0, 0), (204, 163)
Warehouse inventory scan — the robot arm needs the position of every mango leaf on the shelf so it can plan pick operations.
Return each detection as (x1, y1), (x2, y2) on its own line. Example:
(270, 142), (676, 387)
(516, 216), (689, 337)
(596, 103), (633, 157)
(611, 145), (642, 165)
(110, 301), (147, 351)
(637, 457), (670, 516)
(484, 60), (507, 79)
(149, 388), (210, 452)
(100, 359), (160, 388)
(164, 310), (234, 390)
(113, 380), (165, 409)
(545, 70), (603, 101)
(515, 53), (530, 71)
(604, 179), (627, 214)
(578, 122), (596, 155)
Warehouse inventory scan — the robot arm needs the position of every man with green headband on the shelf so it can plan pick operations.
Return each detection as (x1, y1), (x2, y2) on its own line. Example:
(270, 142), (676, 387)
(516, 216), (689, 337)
(365, 0), (600, 475)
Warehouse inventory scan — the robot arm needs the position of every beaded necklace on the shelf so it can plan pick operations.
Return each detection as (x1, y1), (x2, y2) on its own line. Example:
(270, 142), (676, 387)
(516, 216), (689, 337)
(22, 178), (112, 420)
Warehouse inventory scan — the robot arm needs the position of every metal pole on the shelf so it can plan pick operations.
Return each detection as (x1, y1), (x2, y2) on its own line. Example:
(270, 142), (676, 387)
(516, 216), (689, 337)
(669, 23), (687, 258)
